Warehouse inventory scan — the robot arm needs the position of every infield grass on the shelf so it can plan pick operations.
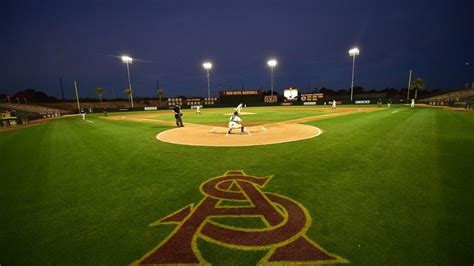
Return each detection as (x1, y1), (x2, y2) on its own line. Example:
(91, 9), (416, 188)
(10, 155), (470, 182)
(1, 105), (473, 265)
(112, 106), (340, 125)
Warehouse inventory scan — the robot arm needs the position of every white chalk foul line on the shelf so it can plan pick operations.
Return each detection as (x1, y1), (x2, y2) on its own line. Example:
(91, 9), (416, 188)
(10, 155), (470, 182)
(260, 126), (267, 131)
(392, 110), (401, 114)
(86, 120), (94, 123)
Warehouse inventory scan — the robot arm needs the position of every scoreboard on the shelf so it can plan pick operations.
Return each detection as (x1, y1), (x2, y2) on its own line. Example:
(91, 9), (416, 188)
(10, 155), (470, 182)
(168, 98), (183, 106)
(186, 98), (202, 106)
(283, 88), (298, 101)
(204, 97), (218, 105)
(300, 93), (324, 102)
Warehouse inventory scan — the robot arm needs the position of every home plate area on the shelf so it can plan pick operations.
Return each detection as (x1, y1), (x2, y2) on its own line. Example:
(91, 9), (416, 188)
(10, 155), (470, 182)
(156, 123), (322, 147)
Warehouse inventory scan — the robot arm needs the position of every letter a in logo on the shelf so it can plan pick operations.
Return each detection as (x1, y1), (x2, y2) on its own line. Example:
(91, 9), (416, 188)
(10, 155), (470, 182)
(133, 171), (348, 265)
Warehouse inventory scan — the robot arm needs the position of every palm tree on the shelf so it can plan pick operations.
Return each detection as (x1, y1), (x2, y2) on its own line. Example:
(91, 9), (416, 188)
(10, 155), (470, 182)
(157, 88), (163, 106)
(123, 88), (132, 107)
(95, 87), (105, 103)
(410, 78), (425, 100)
(156, 80), (163, 106)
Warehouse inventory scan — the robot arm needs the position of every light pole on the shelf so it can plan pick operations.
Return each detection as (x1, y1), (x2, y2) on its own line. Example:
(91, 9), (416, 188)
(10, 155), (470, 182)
(267, 59), (277, 96)
(203, 62), (212, 98)
(406, 69), (412, 103)
(121, 55), (134, 108)
(348, 47), (360, 102)
(74, 80), (81, 113)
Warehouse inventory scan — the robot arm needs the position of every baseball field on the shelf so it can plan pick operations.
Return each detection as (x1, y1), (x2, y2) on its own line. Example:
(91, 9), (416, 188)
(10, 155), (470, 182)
(1, 105), (473, 265)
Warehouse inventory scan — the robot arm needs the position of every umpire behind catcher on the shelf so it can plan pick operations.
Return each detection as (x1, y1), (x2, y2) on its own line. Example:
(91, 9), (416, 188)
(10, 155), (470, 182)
(173, 105), (184, 127)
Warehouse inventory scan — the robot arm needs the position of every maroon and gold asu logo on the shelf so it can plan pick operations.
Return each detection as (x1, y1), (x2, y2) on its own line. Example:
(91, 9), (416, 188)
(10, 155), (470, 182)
(134, 171), (347, 265)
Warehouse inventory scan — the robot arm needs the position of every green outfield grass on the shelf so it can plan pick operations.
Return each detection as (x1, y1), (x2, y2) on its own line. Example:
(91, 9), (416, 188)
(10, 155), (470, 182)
(1, 106), (473, 265)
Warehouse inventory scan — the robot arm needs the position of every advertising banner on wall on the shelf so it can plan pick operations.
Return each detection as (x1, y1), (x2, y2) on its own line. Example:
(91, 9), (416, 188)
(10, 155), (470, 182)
(220, 90), (260, 96)
(264, 95), (278, 103)
(325, 100), (342, 105)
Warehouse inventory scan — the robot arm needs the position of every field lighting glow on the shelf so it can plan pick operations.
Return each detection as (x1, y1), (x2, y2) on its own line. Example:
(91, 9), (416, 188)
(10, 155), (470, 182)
(267, 59), (277, 67)
(203, 62), (212, 70)
(121, 56), (133, 63)
(348, 48), (360, 56)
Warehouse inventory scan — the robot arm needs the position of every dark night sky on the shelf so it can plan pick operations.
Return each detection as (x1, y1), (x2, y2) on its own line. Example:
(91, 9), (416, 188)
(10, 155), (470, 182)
(1, 0), (473, 98)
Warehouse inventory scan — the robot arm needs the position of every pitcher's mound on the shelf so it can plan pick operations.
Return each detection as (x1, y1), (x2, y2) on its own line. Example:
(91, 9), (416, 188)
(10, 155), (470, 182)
(156, 123), (322, 147)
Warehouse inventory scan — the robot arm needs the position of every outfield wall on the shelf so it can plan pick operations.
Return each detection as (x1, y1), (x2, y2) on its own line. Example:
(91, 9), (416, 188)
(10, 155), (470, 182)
(32, 94), (410, 114)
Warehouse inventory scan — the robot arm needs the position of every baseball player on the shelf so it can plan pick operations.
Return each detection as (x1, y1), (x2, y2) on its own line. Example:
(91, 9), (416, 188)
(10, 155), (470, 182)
(196, 105), (201, 115)
(227, 111), (245, 135)
(80, 109), (86, 120)
(411, 98), (415, 108)
(173, 105), (184, 127)
(235, 103), (243, 115)
(331, 100), (336, 110)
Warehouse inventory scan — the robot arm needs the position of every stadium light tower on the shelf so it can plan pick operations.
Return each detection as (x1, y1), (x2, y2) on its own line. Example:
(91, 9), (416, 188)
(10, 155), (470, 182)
(348, 47), (360, 102)
(203, 62), (212, 98)
(121, 55), (134, 108)
(267, 59), (278, 96)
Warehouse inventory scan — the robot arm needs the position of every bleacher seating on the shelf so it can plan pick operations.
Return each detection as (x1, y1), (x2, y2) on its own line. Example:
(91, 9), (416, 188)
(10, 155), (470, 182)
(39, 99), (168, 112)
(419, 89), (474, 106)
(0, 103), (70, 118)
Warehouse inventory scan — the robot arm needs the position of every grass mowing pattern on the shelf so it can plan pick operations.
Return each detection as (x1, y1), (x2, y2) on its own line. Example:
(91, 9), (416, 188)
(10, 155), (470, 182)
(0, 106), (473, 265)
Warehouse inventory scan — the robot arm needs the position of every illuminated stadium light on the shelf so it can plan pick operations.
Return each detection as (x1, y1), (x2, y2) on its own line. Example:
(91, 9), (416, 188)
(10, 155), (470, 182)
(267, 59), (278, 96)
(348, 47), (360, 102)
(203, 61), (213, 98)
(121, 55), (134, 107)
(348, 47), (360, 56)
(203, 62), (212, 70)
(121, 55), (133, 64)
(267, 59), (277, 67)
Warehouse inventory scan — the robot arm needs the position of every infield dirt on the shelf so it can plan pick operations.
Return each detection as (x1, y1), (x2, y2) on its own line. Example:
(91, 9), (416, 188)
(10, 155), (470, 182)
(106, 107), (380, 146)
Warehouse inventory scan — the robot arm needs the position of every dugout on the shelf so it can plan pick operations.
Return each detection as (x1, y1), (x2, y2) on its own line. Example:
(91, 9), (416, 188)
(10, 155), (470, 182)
(219, 90), (263, 104)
